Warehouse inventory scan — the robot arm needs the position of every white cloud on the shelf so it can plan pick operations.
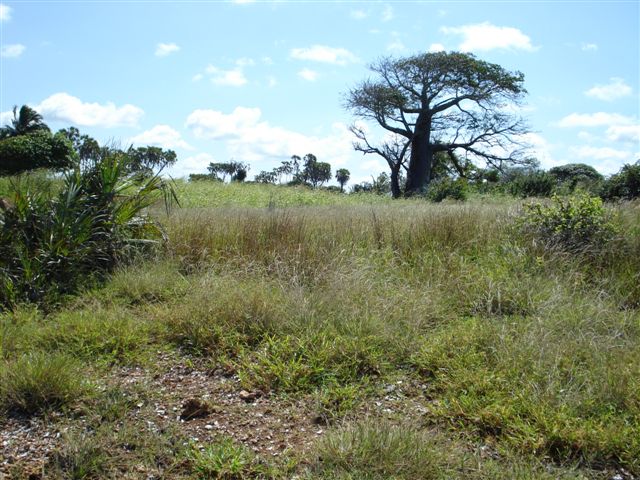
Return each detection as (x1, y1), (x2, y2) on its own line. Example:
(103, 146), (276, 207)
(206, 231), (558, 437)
(350, 9), (367, 20)
(266, 75), (278, 88)
(440, 22), (536, 52)
(155, 42), (180, 57)
(577, 131), (597, 142)
(170, 152), (216, 178)
(205, 65), (248, 87)
(581, 43), (598, 52)
(298, 68), (318, 82)
(584, 77), (633, 101)
(290, 45), (358, 65)
(231, 0), (256, 3)
(1, 44), (25, 58)
(0, 3), (11, 22)
(261, 56), (274, 65)
(185, 107), (355, 169)
(186, 107), (262, 140)
(381, 5), (394, 22)
(519, 132), (559, 170)
(128, 125), (193, 150)
(569, 145), (633, 160)
(0, 110), (12, 126)
(606, 124), (640, 143)
(428, 43), (446, 53)
(557, 112), (634, 128)
(192, 73), (204, 82)
(35, 92), (144, 128)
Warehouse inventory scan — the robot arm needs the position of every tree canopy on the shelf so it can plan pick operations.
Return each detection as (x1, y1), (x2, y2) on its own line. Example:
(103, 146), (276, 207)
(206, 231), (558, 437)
(0, 130), (75, 175)
(346, 51), (530, 196)
(0, 105), (50, 139)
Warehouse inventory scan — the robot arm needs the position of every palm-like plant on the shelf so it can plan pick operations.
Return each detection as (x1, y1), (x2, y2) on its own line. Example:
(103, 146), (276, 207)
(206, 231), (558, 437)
(0, 153), (178, 309)
(0, 105), (50, 139)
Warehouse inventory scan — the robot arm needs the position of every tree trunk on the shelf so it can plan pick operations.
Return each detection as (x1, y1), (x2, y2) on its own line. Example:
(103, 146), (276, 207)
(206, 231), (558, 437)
(405, 114), (432, 196)
(390, 165), (401, 199)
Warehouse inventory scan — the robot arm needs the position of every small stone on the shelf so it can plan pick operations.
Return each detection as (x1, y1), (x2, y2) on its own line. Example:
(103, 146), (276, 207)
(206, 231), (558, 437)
(180, 398), (212, 420)
(239, 390), (260, 403)
(204, 424), (213, 430)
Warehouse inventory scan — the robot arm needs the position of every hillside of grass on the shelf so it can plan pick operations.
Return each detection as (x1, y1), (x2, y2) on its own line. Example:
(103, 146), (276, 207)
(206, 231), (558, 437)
(1, 180), (639, 479)
(173, 179), (397, 208)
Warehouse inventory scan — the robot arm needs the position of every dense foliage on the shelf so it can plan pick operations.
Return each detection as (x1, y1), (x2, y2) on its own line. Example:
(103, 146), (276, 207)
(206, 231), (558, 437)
(521, 194), (620, 253)
(0, 154), (176, 309)
(0, 131), (75, 175)
(601, 161), (640, 200)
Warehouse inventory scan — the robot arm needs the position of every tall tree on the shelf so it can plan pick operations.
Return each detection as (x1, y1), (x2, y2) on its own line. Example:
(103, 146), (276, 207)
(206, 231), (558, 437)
(345, 52), (530, 196)
(0, 105), (50, 139)
(335, 168), (351, 193)
(295, 154), (331, 188)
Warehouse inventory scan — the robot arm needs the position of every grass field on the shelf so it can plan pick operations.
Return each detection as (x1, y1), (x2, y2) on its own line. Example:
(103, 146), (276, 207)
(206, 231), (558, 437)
(1, 180), (639, 479)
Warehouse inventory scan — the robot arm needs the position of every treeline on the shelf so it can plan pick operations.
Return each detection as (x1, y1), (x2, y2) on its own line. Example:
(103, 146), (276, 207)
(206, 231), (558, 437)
(190, 153), (352, 193)
(0, 106), (178, 176)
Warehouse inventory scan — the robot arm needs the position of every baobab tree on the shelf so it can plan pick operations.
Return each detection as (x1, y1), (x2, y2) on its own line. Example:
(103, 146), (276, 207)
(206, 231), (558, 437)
(345, 51), (531, 196)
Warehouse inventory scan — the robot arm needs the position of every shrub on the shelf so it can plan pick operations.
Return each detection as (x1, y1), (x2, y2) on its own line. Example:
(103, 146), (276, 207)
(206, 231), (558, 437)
(521, 194), (620, 253)
(0, 130), (75, 175)
(0, 155), (177, 309)
(426, 177), (468, 202)
(506, 170), (554, 198)
(601, 161), (640, 201)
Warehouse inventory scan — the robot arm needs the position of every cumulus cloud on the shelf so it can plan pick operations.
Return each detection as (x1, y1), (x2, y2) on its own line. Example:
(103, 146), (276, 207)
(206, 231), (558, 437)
(0, 110), (12, 126)
(606, 124), (640, 143)
(205, 65), (248, 87)
(166, 152), (221, 178)
(186, 107), (262, 140)
(1, 44), (25, 58)
(290, 45), (358, 65)
(557, 112), (634, 128)
(581, 43), (598, 52)
(584, 77), (633, 101)
(35, 92), (144, 128)
(185, 106), (355, 168)
(298, 68), (318, 82)
(0, 3), (11, 22)
(128, 125), (193, 150)
(440, 22), (536, 52)
(155, 42), (180, 57)
(428, 43), (446, 53)
(569, 145), (633, 160)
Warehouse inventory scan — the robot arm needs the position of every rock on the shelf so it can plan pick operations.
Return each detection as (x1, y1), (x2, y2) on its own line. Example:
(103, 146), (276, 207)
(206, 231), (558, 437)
(239, 390), (260, 403)
(180, 398), (212, 420)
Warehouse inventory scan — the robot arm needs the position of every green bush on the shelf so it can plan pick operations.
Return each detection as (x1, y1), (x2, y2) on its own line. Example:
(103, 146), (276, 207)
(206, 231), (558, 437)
(0, 131), (75, 175)
(601, 161), (640, 201)
(426, 178), (468, 202)
(0, 155), (177, 309)
(506, 170), (554, 198)
(521, 194), (620, 253)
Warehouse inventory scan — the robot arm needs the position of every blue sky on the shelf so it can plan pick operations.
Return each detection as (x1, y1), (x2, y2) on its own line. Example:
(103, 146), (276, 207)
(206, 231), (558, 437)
(1, 1), (638, 184)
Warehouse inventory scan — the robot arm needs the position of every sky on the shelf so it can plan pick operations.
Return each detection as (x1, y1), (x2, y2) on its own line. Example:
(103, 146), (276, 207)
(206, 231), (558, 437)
(1, 0), (639, 185)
